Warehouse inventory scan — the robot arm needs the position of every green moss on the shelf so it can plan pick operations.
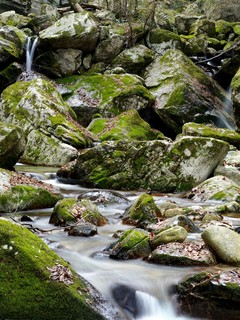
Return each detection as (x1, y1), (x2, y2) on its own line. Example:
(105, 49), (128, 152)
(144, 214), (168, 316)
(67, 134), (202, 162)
(49, 198), (77, 226)
(0, 186), (62, 213)
(0, 219), (105, 320)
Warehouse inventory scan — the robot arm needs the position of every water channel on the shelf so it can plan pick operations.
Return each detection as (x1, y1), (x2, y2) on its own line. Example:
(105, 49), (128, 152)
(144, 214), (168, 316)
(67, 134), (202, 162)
(13, 163), (240, 320)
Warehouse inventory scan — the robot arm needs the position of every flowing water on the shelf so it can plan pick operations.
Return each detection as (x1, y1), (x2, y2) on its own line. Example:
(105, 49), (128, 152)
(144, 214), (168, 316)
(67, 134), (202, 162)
(13, 164), (239, 320)
(26, 36), (38, 72)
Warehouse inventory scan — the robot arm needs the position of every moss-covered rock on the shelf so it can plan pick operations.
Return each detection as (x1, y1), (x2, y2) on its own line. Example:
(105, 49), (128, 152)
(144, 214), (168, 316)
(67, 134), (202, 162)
(111, 44), (155, 74)
(0, 78), (93, 165)
(87, 110), (163, 141)
(0, 121), (25, 169)
(122, 193), (161, 227)
(143, 49), (236, 137)
(57, 74), (155, 117)
(109, 228), (151, 260)
(150, 225), (188, 249)
(39, 12), (99, 51)
(178, 269), (240, 320)
(94, 34), (125, 64)
(0, 62), (23, 93)
(0, 169), (62, 213)
(49, 198), (108, 227)
(188, 175), (240, 203)
(0, 218), (109, 320)
(181, 122), (240, 148)
(214, 150), (240, 186)
(146, 28), (182, 55)
(57, 136), (229, 192)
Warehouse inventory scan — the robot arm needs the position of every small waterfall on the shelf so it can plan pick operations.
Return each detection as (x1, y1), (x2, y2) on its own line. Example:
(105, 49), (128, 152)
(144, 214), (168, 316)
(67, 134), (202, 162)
(26, 36), (38, 72)
(135, 291), (195, 320)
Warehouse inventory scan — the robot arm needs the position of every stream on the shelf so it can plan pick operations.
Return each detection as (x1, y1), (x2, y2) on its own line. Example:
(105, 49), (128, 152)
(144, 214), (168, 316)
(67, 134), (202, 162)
(13, 163), (240, 320)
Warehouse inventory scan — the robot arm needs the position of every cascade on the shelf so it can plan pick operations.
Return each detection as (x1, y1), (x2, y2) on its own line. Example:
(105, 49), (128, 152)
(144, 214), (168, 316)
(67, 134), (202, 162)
(26, 36), (38, 72)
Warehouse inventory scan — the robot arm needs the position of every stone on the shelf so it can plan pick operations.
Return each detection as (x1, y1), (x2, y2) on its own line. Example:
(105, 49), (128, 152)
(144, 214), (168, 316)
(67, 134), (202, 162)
(150, 226), (188, 249)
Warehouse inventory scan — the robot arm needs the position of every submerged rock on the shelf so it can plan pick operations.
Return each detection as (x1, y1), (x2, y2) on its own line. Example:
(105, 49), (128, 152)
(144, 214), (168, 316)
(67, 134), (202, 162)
(0, 218), (112, 320)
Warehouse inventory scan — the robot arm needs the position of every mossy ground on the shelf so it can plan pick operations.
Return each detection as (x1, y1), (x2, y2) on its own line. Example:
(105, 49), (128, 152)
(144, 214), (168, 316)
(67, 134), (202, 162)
(0, 219), (105, 320)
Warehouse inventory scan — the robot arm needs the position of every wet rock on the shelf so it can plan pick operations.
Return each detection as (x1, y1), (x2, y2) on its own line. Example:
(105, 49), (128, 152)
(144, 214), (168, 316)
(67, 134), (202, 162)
(68, 222), (97, 237)
(122, 193), (161, 228)
(57, 137), (229, 192)
(178, 269), (240, 320)
(109, 228), (151, 260)
(50, 198), (108, 227)
(78, 190), (130, 206)
(150, 226), (188, 249)
(202, 225), (240, 265)
(0, 169), (62, 213)
(188, 176), (240, 203)
(147, 241), (217, 266)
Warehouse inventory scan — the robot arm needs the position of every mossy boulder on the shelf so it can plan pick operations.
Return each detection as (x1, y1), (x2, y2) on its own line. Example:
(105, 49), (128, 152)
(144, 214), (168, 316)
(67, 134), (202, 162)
(147, 241), (217, 266)
(49, 198), (108, 227)
(0, 10), (32, 27)
(0, 218), (109, 320)
(203, 0), (240, 22)
(181, 122), (240, 148)
(189, 19), (216, 37)
(214, 150), (240, 185)
(178, 269), (240, 319)
(0, 25), (27, 68)
(122, 193), (161, 227)
(188, 175), (240, 203)
(109, 228), (151, 260)
(231, 67), (240, 129)
(0, 78), (93, 165)
(87, 110), (163, 141)
(0, 169), (62, 213)
(146, 28), (182, 55)
(143, 49), (236, 137)
(0, 121), (26, 169)
(57, 136), (229, 192)
(150, 225), (188, 249)
(110, 44), (155, 74)
(202, 225), (240, 265)
(39, 12), (99, 51)
(0, 62), (23, 93)
(57, 74), (155, 117)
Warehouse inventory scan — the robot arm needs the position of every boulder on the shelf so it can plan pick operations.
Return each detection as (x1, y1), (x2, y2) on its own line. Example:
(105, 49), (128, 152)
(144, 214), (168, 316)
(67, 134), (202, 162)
(122, 193), (161, 227)
(110, 44), (155, 74)
(57, 136), (229, 192)
(68, 222), (97, 237)
(188, 176), (240, 203)
(147, 241), (217, 266)
(77, 190), (130, 206)
(57, 74), (155, 117)
(87, 110), (163, 141)
(146, 28), (182, 55)
(0, 218), (111, 320)
(94, 35), (125, 63)
(231, 67), (240, 128)
(109, 228), (151, 260)
(214, 150), (240, 186)
(0, 122), (25, 169)
(49, 198), (108, 227)
(0, 169), (62, 213)
(35, 49), (83, 77)
(0, 25), (27, 68)
(39, 12), (99, 51)
(150, 226), (188, 249)
(143, 49), (236, 137)
(178, 269), (240, 320)
(0, 10), (31, 27)
(181, 122), (240, 148)
(0, 78), (93, 166)
(0, 62), (23, 93)
(203, 0), (240, 22)
(202, 225), (240, 265)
